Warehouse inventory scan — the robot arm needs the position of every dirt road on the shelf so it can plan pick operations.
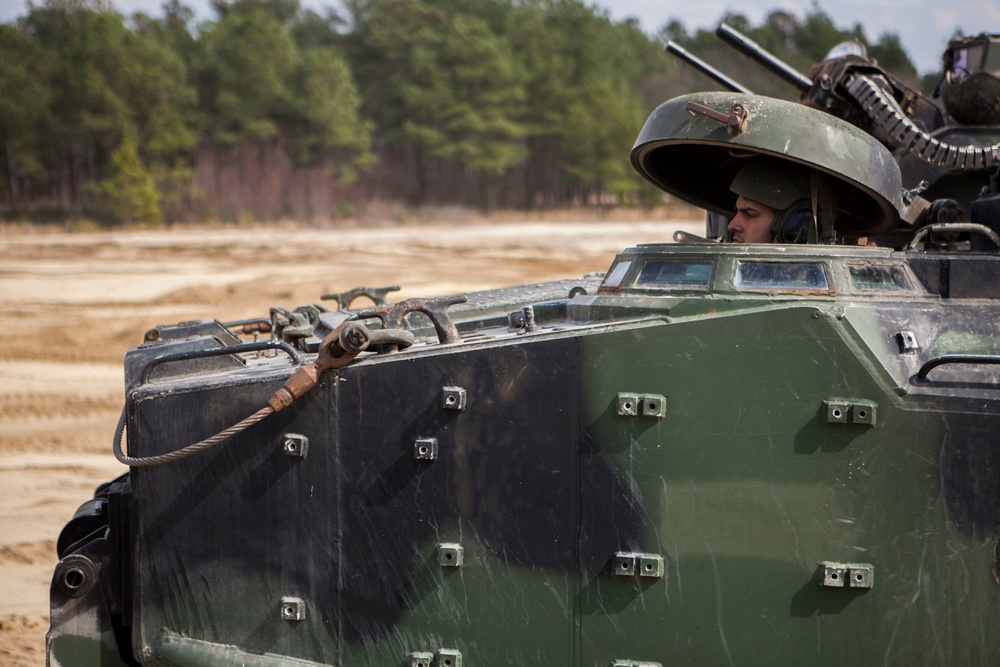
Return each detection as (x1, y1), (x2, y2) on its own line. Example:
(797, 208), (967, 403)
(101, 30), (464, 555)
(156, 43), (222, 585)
(0, 215), (700, 665)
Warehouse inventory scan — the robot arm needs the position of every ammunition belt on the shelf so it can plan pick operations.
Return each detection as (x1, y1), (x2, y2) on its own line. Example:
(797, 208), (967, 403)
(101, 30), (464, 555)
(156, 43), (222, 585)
(845, 73), (1000, 171)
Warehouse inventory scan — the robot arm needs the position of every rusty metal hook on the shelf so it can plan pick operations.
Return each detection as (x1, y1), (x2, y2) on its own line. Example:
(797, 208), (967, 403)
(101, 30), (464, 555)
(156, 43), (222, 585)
(684, 101), (748, 135)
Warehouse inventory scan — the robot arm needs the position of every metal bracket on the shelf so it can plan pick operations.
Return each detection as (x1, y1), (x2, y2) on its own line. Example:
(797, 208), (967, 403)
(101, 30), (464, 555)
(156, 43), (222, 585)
(282, 433), (309, 458)
(321, 285), (401, 310)
(442, 386), (466, 411)
(617, 393), (666, 419)
(436, 649), (462, 667)
(611, 661), (662, 667)
(820, 561), (873, 589)
(414, 437), (438, 461)
(408, 652), (434, 667)
(613, 552), (664, 579)
(895, 330), (919, 353)
(279, 597), (306, 621)
(357, 296), (467, 347)
(53, 554), (98, 599)
(824, 399), (877, 426)
(507, 305), (540, 333)
(438, 543), (464, 568)
(684, 100), (748, 135)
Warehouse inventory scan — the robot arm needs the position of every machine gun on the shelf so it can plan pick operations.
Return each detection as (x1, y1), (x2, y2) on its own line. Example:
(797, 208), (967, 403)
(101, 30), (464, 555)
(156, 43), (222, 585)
(668, 23), (1000, 226)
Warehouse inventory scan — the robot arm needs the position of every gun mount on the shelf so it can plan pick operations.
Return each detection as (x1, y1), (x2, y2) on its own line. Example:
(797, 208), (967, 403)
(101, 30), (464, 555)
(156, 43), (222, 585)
(668, 23), (1000, 234)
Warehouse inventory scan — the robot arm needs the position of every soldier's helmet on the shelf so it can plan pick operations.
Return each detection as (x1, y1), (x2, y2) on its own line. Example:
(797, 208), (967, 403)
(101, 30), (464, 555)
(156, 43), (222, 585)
(941, 33), (1000, 126)
(729, 156), (811, 210)
(729, 156), (814, 243)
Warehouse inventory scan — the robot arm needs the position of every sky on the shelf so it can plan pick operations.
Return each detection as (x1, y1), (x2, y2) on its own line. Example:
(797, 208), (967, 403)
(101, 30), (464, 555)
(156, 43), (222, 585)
(1, 0), (996, 74)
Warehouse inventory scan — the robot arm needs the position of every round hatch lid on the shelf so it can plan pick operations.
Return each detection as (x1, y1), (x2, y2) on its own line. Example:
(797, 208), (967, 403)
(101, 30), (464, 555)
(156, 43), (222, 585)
(631, 92), (903, 236)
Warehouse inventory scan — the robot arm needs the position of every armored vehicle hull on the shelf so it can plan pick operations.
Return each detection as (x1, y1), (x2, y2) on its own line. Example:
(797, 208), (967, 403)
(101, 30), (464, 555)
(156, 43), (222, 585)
(49, 240), (1000, 666)
(48, 87), (1000, 666)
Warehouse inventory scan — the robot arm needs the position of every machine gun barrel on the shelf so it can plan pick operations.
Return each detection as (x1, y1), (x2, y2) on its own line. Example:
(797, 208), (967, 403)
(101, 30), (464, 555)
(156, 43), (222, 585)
(715, 23), (813, 94)
(665, 40), (753, 94)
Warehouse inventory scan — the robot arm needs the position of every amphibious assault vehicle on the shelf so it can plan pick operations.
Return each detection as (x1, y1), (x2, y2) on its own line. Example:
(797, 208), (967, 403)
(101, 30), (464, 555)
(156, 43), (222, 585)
(49, 33), (1000, 667)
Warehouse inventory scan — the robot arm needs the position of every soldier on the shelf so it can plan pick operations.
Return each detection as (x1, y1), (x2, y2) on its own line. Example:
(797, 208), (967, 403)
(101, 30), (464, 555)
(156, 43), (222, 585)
(727, 156), (814, 243)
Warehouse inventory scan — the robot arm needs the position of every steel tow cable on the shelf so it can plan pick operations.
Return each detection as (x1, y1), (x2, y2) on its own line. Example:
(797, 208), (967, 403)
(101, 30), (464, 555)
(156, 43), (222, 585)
(113, 322), (413, 467)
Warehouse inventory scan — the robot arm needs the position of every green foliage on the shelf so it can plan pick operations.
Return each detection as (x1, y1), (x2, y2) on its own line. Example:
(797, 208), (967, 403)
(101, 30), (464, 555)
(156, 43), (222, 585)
(210, 0), (301, 23)
(96, 137), (162, 225)
(401, 12), (527, 175)
(1, 0), (928, 217)
(199, 7), (297, 143)
(869, 33), (918, 84)
(0, 25), (53, 191)
(287, 46), (375, 180)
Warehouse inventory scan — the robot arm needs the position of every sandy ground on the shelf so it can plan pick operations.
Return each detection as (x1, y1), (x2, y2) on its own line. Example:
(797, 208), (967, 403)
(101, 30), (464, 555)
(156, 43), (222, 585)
(0, 215), (700, 665)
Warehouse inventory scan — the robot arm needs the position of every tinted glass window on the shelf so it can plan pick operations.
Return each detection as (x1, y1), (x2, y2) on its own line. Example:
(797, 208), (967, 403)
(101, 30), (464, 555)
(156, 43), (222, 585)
(635, 260), (714, 288)
(735, 262), (829, 290)
(849, 264), (912, 291)
(603, 260), (632, 288)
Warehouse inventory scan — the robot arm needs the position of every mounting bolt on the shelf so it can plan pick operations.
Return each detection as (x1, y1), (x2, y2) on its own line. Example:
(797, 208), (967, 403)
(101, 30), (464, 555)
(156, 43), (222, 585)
(640, 394), (666, 419)
(436, 648), (463, 667)
(617, 393), (640, 417)
(283, 433), (309, 458)
(895, 330), (919, 353)
(821, 564), (846, 587)
(850, 401), (877, 426)
(848, 566), (874, 589)
(442, 386), (466, 411)
(438, 543), (464, 567)
(824, 400), (850, 424)
(638, 554), (664, 578)
(613, 552), (637, 576)
(408, 652), (434, 667)
(280, 597), (306, 621)
(819, 561), (873, 589)
(414, 437), (438, 461)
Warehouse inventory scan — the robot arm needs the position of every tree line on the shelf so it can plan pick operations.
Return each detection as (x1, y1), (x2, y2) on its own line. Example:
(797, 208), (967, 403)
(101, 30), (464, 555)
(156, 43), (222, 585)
(0, 0), (921, 225)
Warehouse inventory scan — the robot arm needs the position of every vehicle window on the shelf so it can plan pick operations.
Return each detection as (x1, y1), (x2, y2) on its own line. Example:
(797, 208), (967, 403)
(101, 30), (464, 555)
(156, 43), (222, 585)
(848, 263), (912, 291)
(603, 260), (632, 288)
(735, 261), (829, 291)
(635, 260), (714, 288)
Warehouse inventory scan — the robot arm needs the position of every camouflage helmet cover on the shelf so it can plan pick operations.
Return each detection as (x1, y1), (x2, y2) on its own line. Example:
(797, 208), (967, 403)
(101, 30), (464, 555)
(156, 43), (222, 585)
(729, 156), (812, 210)
(941, 33), (1000, 126)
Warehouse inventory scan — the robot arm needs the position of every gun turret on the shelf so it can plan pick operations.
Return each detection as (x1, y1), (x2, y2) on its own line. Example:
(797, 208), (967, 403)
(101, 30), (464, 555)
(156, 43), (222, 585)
(664, 40), (752, 94)
(714, 23), (812, 94)
(665, 22), (1000, 215)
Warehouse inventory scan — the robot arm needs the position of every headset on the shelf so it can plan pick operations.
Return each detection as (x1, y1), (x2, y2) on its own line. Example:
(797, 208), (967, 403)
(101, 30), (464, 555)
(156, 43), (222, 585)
(770, 200), (813, 243)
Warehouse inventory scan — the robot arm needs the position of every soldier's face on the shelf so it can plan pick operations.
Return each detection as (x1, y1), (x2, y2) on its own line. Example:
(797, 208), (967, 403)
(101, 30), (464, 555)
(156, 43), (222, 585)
(729, 196), (776, 243)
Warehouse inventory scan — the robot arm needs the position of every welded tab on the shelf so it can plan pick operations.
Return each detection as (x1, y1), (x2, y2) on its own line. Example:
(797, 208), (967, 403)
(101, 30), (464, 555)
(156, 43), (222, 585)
(639, 554), (665, 578)
(848, 565), (875, 588)
(851, 401), (877, 426)
(438, 543), (464, 567)
(824, 399), (877, 425)
(279, 597), (306, 621)
(820, 561), (874, 589)
(408, 652), (434, 667)
(282, 433), (308, 458)
(821, 564), (847, 587)
(617, 394), (640, 417)
(442, 386), (466, 411)
(640, 394), (666, 419)
(613, 552), (638, 576)
(895, 330), (919, 352)
(824, 401), (850, 424)
(436, 648), (462, 667)
(615, 552), (665, 579)
(414, 437), (438, 461)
